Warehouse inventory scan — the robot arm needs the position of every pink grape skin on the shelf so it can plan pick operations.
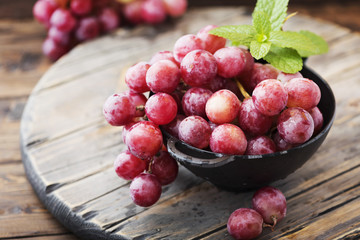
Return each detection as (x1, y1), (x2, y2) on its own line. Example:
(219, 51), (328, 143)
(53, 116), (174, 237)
(178, 116), (212, 149)
(122, 122), (137, 145)
(129, 173), (162, 207)
(123, 0), (143, 25)
(272, 131), (294, 152)
(42, 37), (69, 61)
(33, 0), (58, 26)
(173, 34), (205, 63)
(162, 114), (186, 139)
(114, 150), (146, 180)
(98, 8), (120, 32)
(277, 71), (303, 84)
(227, 208), (263, 240)
(210, 124), (247, 155)
(196, 25), (226, 54)
(141, 0), (166, 25)
(50, 9), (77, 33)
(245, 136), (276, 155)
(126, 121), (163, 160)
(241, 63), (279, 94)
(125, 91), (147, 118)
(150, 50), (178, 66)
(205, 89), (241, 124)
(75, 17), (100, 41)
(238, 98), (272, 137)
(70, 0), (92, 16)
(308, 107), (324, 135)
(252, 186), (287, 225)
(252, 79), (288, 116)
(145, 93), (178, 125)
(180, 50), (217, 87)
(151, 150), (179, 185)
(182, 87), (213, 118)
(146, 60), (180, 93)
(125, 62), (151, 93)
(277, 107), (314, 144)
(213, 47), (246, 78)
(48, 27), (70, 46)
(163, 0), (187, 17)
(103, 93), (136, 126)
(284, 77), (321, 110)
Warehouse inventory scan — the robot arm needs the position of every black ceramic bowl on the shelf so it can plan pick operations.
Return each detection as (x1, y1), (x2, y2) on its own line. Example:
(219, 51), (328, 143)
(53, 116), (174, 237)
(163, 64), (336, 192)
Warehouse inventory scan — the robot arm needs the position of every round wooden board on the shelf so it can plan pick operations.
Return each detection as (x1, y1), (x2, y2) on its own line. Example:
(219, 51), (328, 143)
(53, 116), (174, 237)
(21, 7), (360, 240)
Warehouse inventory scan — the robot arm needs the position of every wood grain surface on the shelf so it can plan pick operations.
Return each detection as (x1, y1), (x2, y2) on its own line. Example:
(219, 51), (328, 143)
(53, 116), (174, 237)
(18, 6), (360, 240)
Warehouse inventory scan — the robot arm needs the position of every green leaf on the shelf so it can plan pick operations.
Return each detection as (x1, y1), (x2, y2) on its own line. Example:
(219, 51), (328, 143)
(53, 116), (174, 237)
(269, 31), (316, 52)
(254, 0), (289, 31)
(250, 40), (271, 59)
(264, 46), (303, 73)
(252, 10), (271, 37)
(297, 30), (329, 57)
(209, 25), (256, 47)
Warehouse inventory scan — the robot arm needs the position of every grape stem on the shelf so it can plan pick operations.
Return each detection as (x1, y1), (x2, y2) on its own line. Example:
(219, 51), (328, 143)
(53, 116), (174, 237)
(235, 79), (251, 99)
(263, 215), (278, 231)
(136, 105), (145, 111)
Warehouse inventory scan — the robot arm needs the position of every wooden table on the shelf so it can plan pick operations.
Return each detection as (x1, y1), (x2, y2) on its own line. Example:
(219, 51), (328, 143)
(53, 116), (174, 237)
(1, 2), (360, 240)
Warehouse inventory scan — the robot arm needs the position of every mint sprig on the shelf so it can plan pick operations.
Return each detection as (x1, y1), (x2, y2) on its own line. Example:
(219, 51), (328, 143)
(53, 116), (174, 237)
(209, 0), (328, 73)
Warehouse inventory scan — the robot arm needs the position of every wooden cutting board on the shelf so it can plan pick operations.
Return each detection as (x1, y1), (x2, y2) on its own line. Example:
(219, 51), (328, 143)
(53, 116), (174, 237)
(20, 6), (360, 240)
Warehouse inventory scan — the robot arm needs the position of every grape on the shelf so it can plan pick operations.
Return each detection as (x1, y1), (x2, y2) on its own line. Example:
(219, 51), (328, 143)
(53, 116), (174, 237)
(213, 47), (246, 78)
(75, 17), (100, 41)
(48, 27), (70, 46)
(33, 0), (58, 26)
(151, 150), (179, 185)
(238, 98), (272, 137)
(126, 121), (163, 160)
(50, 8), (77, 33)
(114, 150), (146, 180)
(210, 124), (247, 155)
(252, 79), (288, 116)
(146, 60), (180, 93)
(70, 0), (92, 16)
(122, 122), (137, 144)
(130, 173), (162, 207)
(163, 0), (187, 17)
(241, 63), (279, 94)
(162, 114), (186, 139)
(180, 50), (217, 87)
(178, 116), (212, 149)
(245, 136), (276, 155)
(205, 89), (241, 124)
(237, 48), (254, 78)
(150, 50), (178, 66)
(277, 107), (314, 144)
(181, 87), (213, 118)
(308, 106), (324, 135)
(145, 93), (178, 125)
(277, 71), (303, 84)
(272, 131), (294, 151)
(103, 93), (136, 126)
(173, 34), (205, 63)
(123, 0), (144, 25)
(252, 186), (287, 228)
(42, 37), (69, 61)
(196, 25), (226, 54)
(125, 62), (151, 93)
(284, 77), (321, 110)
(141, 0), (167, 25)
(227, 208), (263, 240)
(125, 91), (147, 118)
(98, 8), (120, 32)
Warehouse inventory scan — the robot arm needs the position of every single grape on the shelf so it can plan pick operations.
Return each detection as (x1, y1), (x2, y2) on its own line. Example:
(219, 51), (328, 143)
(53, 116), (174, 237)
(162, 0), (187, 17)
(145, 93), (178, 125)
(181, 87), (213, 118)
(48, 27), (70, 46)
(162, 114), (186, 139)
(252, 79), (288, 116)
(210, 124), (247, 155)
(245, 136), (276, 155)
(141, 0), (166, 25)
(125, 91), (147, 118)
(178, 115), (212, 149)
(151, 150), (179, 185)
(213, 46), (246, 78)
(146, 60), (180, 93)
(272, 130), (294, 152)
(126, 121), (163, 160)
(50, 8), (77, 33)
(284, 77), (321, 110)
(123, 0), (143, 25)
(149, 50), (178, 66)
(42, 37), (69, 61)
(75, 17), (100, 41)
(196, 25), (226, 54)
(130, 173), (162, 207)
(277, 71), (303, 84)
(277, 107), (314, 144)
(173, 34), (205, 63)
(93, 0), (111, 8)
(33, 0), (58, 26)
(205, 89), (241, 124)
(241, 63), (279, 94)
(70, 0), (92, 16)
(114, 150), (146, 180)
(125, 62), (151, 93)
(180, 49), (217, 87)
(227, 208), (263, 240)
(98, 7), (120, 32)
(308, 106), (324, 135)
(238, 98), (272, 136)
(103, 93), (136, 126)
(252, 186), (287, 228)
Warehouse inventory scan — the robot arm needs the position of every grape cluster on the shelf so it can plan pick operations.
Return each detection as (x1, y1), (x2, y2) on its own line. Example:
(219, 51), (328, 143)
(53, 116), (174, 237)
(227, 186), (287, 240)
(33, 0), (188, 61)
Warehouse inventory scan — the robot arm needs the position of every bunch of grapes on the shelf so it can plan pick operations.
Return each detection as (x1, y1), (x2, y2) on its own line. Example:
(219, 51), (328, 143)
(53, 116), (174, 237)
(33, 0), (188, 61)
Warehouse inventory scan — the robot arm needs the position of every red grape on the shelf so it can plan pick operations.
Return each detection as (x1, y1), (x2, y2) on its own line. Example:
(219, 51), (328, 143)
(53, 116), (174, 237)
(162, 114), (186, 139)
(98, 8), (120, 32)
(196, 25), (226, 54)
(146, 60), (180, 93)
(272, 131), (294, 151)
(122, 122), (137, 145)
(173, 34), (205, 63)
(151, 150), (179, 185)
(103, 93), (136, 126)
(277, 71), (303, 84)
(145, 93), (178, 125)
(50, 8), (77, 33)
(130, 173), (162, 207)
(125, 62), (151, 93)
(149, 50), (178, 66)
(163, 0), (187, 17)
(70, 0), (92, 16)
(125, 91), (147, 118)
(227, 208), (263, 240)
(48, 27), (70, 46)
(75, 17), (100, 41)
(308, 106), (324, 135)
(178, 116), (212, 149)
(123, 0), (144, 25)
(114, 150), (146, 180)
(33, 0), (58, 26)
(181, 87), (213, 118)
(210, 124), (247, 155)
(213, 46), (246, 78)
(245, 136), (276, 155)
(241, 63), (279, 94)
(141, 0), (167, 25)
(42, 37), (69, 61)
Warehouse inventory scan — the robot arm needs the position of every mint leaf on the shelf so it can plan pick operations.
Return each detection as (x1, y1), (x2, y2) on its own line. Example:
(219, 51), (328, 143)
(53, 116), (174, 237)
(269, 31), (316, 52)
(209, 25), (256, 47)
(254, 0), (289, 31)
(297, 30), (329, 57)
(264, 46), (303, 73)
(250, 40), (271, 59)
(252, 10), (271, 37)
